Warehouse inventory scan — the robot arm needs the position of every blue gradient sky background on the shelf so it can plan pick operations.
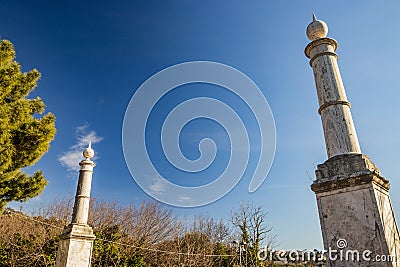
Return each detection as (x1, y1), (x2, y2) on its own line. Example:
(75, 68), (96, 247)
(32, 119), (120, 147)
(1, 1), (400, 250)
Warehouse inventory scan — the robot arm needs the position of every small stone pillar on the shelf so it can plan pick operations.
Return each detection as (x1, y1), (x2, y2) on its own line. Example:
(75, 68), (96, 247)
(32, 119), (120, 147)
(56, 143), (96, 267)
(305, 15), (400, 266)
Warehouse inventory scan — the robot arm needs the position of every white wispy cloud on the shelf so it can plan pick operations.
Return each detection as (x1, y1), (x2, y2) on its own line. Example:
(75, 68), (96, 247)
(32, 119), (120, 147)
(58, 124), (103, 172)
(178, 195), (192, 202)
(149, 176), (167, 195)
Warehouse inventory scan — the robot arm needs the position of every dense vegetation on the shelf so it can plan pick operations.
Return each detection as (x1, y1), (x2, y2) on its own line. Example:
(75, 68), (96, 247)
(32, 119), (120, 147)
(0, 39), (56, 210)
(0, 199), (277, 267)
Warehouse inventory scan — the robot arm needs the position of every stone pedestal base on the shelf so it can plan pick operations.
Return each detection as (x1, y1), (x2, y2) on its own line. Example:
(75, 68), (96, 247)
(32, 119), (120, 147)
(55, 224), (96, 267)
(312, 154), (400, 266)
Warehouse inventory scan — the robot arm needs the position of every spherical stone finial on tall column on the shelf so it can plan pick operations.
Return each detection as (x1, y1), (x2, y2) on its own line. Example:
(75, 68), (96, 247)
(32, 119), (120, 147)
(306, 13), (328, 41)
(306, 17), (400, 267)
(305, 16), (361, 158)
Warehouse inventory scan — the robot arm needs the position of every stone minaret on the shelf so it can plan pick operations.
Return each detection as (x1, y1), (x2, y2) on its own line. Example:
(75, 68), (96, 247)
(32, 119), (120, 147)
(305, 15), (400, 266)
(56, 143), (96, 267)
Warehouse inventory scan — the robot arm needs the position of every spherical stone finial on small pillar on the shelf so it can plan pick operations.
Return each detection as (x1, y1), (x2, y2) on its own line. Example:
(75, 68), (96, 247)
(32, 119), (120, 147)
(56, 142), (96, 267)
(83, 141), (94, 160)
(70, 142), (96, 226)
(306, 13), (328, 40)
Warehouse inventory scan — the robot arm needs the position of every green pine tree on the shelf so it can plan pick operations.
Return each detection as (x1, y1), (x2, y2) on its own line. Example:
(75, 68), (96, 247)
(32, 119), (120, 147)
(0, 39), (56, 210)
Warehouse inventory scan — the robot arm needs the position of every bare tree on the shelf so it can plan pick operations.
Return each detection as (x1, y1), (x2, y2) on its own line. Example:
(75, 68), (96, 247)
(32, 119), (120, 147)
(121, 201), (176, 246)
(231, 203), (273, 267)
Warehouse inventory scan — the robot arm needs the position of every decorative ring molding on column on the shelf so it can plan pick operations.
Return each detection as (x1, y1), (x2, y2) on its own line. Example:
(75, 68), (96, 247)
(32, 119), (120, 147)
(304, 38), (338, 57)
(318, 100), (351, 115)
(309, 51), (338, 67)
(75, 195), (91, 199)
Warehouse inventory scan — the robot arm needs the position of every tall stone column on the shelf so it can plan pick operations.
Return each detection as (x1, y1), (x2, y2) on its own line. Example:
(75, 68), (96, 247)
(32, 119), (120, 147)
(305, 15), (400, 266)
(56, 143), (96, 267)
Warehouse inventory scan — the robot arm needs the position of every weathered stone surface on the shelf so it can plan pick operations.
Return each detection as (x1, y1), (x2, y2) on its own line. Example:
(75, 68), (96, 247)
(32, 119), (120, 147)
(305, 33), (361, 159)
(305, 17), (400, 266)
(71, 159), (95, 225)
(315, 154), (380, 180)
(60, 223), (95, 239)
(56, 145), (96, 267)
(314, 177), (400, 266)
(311, 154), (400, 266)
(312, 154), (389, 193)
(56, 224), (95, 267)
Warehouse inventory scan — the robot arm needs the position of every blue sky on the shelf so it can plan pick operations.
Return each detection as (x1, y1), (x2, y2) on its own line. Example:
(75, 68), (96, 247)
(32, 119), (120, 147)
(1, 1), (400, 250)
